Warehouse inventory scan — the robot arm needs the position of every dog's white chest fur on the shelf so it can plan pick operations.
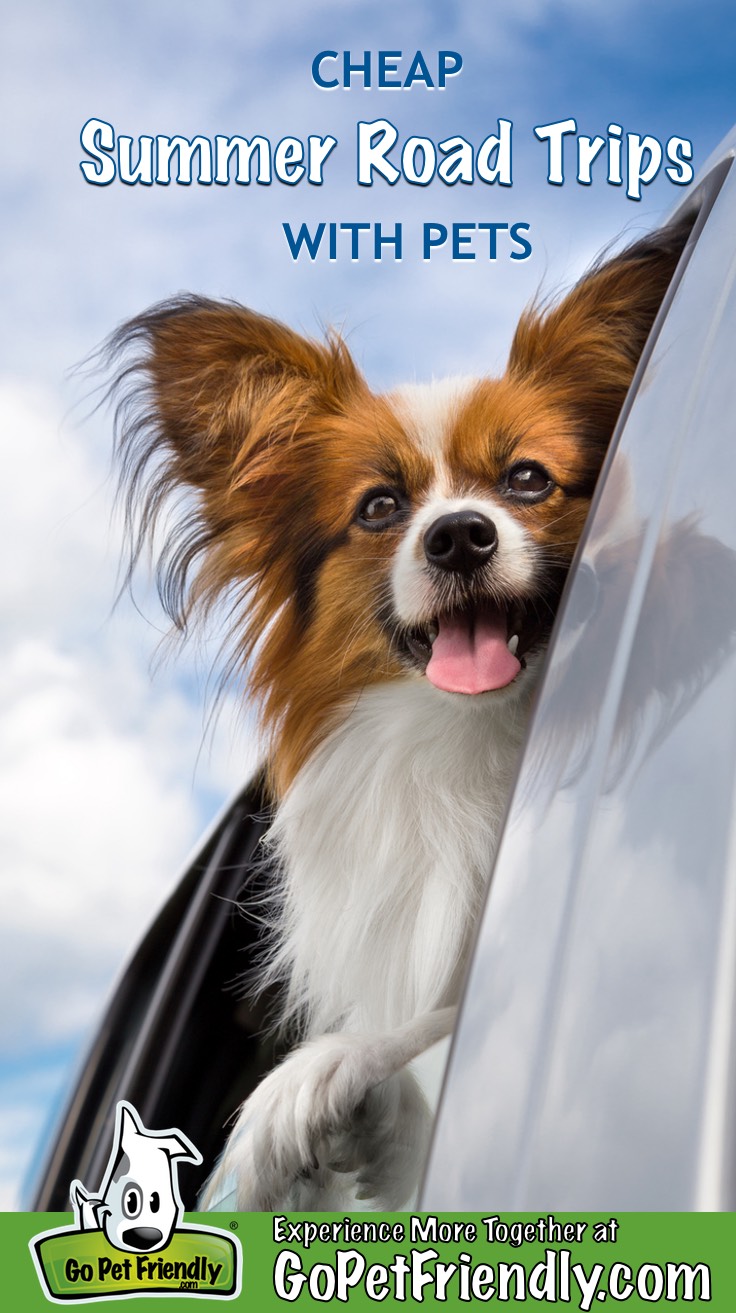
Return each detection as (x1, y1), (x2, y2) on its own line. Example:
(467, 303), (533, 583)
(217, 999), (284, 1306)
(267, 677), (532, 1036)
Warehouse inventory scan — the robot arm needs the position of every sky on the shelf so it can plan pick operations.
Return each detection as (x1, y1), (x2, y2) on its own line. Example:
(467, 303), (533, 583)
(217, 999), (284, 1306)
(2, 0), (735, 1210)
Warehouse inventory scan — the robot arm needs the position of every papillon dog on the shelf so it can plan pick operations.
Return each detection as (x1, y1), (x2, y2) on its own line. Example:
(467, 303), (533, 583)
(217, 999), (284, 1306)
(109, 214), (692, 1210)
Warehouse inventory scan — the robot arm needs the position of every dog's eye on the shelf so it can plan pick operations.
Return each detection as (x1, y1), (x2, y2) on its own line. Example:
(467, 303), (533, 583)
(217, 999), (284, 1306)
(122, 1183), (143, 1219)
(356, 487), (406, 529)
(504, 461), (554, 502)
(364, 495), (397, 520)
(149, 1191), (160, 1213)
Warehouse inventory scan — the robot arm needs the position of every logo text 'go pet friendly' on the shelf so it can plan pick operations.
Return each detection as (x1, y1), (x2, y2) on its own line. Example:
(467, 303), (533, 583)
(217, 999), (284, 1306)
(30, 1101), (241, 1302)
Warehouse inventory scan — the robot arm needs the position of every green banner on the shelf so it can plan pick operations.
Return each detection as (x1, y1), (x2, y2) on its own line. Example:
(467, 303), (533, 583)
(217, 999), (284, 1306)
(7, 1211), (736, 1309)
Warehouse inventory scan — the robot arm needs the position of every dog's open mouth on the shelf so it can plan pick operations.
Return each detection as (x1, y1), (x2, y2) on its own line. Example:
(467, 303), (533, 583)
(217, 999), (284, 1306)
(403, 601), (537, 695)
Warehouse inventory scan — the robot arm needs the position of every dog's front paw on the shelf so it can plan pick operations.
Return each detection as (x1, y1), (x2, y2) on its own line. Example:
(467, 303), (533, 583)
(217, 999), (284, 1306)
(200, 1024), (442, 1211)
(319, 1064), (432, 1208)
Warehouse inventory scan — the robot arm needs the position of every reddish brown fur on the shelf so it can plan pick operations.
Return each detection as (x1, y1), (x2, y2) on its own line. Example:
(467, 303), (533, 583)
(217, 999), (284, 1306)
(109, 216), (693, 795)
(445, 378), (593, 559)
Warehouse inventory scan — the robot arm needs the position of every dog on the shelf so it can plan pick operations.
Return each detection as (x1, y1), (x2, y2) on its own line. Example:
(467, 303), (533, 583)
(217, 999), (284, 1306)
(107, 213), (693, 1210)
(71, 1101), (200, 1251)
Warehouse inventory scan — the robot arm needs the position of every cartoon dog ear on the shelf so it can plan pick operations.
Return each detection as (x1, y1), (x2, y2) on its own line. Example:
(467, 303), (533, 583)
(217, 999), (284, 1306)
(118, 1102), (147, 1153)
(70, 1180), (93, 1227)
(507, 215), (695, 457)
(155, 1132), (203, 1167)
(116, 1101), (202, 1165)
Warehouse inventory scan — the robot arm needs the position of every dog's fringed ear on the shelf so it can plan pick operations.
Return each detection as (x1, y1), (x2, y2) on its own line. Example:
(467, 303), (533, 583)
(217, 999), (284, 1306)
(109, 295), (361, 492)
(105, 297), (363, 622)
(507, 215), (695, 454)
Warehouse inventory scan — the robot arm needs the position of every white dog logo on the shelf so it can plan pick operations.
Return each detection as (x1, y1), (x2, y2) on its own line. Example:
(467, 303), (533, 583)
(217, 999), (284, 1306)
(70, 1101), (201, 1253)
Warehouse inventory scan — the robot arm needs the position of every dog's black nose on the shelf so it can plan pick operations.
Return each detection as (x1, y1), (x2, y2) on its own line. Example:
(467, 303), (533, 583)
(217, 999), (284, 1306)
(424, 511), (498, 573)
(122, 1227), (164, 1251)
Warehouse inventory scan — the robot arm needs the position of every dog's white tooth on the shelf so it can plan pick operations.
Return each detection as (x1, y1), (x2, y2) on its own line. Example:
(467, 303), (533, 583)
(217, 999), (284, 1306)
(507, 634), (519, 655)
(428, 622), (439, 643)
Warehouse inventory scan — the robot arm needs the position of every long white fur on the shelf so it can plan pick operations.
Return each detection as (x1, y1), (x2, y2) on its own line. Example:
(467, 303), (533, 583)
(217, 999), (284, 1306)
(266, 678), (533, 1035)
(201, 673), (539, 1210)
(390, 377), (478, 458)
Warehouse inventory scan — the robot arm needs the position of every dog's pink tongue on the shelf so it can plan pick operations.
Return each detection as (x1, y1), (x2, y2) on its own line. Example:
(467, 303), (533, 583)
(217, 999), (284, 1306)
(426, 609), (521, 694)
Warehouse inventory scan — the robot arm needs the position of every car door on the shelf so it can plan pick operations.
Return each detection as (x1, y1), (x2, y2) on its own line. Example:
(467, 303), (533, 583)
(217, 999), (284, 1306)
(421, 142), (736, 1210)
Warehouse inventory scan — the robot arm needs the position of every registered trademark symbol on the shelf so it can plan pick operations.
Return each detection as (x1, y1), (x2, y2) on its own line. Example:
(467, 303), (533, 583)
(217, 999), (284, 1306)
(229, 1220), (239, 1230)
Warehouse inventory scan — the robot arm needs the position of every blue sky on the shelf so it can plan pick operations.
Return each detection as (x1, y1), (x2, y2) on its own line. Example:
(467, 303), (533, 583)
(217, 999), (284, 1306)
(2, 0), (735, 1208)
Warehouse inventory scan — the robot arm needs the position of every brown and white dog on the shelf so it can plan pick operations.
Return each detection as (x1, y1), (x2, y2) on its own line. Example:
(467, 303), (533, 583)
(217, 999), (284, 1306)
(109, 215), (691, 1209)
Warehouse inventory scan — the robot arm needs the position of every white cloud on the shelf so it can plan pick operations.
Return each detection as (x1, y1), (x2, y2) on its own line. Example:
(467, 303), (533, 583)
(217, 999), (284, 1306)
(0, 381), (257, 1204)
